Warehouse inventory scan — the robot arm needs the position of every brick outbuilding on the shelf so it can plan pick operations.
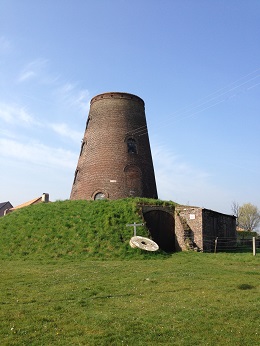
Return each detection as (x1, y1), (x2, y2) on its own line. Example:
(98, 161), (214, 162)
(175, 206), (237, 252)
(142, 204), (236, 252)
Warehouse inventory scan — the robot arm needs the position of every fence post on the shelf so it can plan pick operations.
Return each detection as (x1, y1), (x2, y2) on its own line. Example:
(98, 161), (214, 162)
(252, 237), (256, 256)
(214, 237), (218, 254)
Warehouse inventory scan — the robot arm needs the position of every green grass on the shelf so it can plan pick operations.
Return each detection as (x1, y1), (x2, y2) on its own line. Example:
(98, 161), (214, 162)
(0, 198), (175, 260)
(0, 253), (259, 345)
(0, 199), (259, 344)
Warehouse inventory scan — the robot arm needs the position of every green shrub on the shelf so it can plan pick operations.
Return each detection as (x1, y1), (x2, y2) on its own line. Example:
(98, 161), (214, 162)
(237, 230), (259, 239)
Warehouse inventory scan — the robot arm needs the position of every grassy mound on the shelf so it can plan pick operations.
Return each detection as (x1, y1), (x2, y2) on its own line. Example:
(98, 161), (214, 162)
(0, 198), (175, 260)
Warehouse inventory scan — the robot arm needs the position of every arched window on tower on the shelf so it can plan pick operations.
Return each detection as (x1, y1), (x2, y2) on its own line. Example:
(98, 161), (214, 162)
(80, 141), (86, 156)
(127, 138), (137, 154)
(94, 192), (106, 200)
(73, 169), (79, 184)
(85, 116), (91, 130)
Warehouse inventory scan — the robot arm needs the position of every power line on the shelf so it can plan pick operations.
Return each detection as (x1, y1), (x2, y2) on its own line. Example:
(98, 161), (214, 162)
(128, 67), (260, 137)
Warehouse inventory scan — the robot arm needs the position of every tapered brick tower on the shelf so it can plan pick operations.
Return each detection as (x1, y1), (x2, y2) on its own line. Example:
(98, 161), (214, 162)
(70, 92), (158, 200)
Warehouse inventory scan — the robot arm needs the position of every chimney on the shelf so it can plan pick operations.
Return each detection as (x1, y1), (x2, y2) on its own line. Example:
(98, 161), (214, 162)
(42, 193), (49, 203)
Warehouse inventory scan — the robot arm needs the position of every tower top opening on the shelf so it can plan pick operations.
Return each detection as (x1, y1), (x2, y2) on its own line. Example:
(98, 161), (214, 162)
(90, 92), (144, 106)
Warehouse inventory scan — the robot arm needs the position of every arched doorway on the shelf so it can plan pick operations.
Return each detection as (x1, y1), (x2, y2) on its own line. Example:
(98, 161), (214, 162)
(143, 210), (175, 252)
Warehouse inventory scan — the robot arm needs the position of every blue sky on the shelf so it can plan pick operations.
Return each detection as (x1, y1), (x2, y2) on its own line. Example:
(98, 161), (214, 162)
(0, 0), (259, 215)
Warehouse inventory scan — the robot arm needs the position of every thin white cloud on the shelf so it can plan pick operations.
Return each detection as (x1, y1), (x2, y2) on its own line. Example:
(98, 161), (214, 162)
(0, 138), (77, 169)
(55, 82), (90, 114)
(18, 70), (36, 82)
(16, 59), (89, 119)
(153, 144), (212, 204)
(152, 144), (233, 213)
(0, 128), (16, 139)
(0, 101), (82, 143)
(0, 102), (37, 126)
(17, 58), (49, 83)
(49, 122), (82, 143)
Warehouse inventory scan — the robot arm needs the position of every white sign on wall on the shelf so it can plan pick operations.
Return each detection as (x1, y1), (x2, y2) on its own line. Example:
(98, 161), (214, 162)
(190, 214), (195, 220)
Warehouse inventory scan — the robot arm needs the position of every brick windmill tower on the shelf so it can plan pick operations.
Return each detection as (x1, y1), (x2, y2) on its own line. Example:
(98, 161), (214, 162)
(70, 92), (158, 200)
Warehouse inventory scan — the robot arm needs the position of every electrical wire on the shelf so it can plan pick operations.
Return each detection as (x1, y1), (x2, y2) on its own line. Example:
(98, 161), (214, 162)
(127, 67), (260, 137)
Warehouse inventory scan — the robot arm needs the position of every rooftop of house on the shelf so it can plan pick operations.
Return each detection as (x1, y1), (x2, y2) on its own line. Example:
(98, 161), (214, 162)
(9, 197), (43, 210)
(176, 205), (235, 218)
(0, 201), (13, 210)
(6, 193), (50, 213)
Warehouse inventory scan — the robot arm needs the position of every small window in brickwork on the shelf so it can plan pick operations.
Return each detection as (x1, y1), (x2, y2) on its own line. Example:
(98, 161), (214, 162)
(73, 169), (79, 184)
(94, 192), (106, 200)
(85, 116), (91, 130)
(80, 141), (86, 156)
(127, 138), (137, 154)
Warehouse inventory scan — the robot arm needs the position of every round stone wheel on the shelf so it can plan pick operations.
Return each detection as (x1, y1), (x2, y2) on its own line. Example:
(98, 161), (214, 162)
(129, 236), (159, 251)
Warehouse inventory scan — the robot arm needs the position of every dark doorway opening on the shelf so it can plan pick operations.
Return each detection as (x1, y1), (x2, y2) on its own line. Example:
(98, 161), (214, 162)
(143, 210), (175, 252)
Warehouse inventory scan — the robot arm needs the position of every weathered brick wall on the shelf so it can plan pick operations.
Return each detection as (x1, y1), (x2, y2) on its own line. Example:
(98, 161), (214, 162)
(175, 206), (236, 252)
(175, 207), (203, 250)
(70, 92), (158, 200)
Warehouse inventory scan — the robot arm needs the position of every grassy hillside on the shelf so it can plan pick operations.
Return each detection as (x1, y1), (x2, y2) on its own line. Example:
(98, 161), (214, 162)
(1, 199), (259, 345)
(0, 198), (175, 260)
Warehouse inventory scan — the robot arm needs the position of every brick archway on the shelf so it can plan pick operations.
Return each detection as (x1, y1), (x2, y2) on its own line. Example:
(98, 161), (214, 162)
(143, 209), (175, 252)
